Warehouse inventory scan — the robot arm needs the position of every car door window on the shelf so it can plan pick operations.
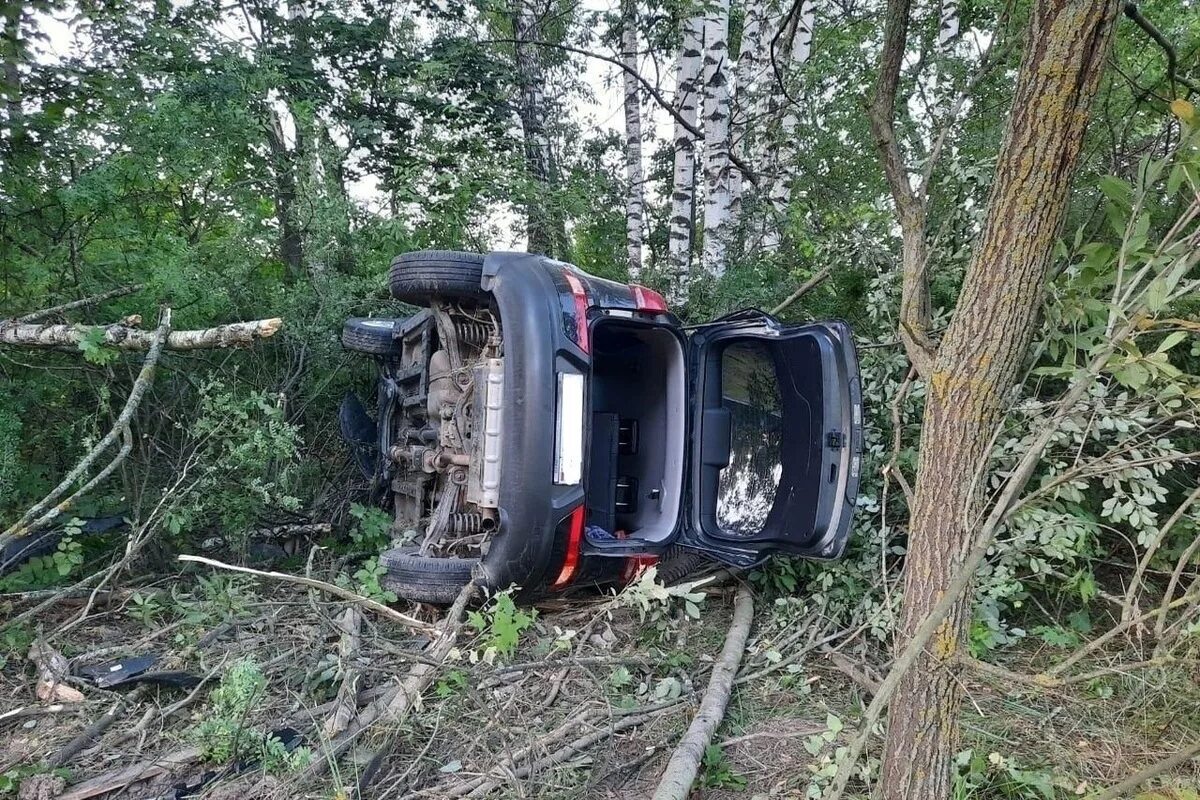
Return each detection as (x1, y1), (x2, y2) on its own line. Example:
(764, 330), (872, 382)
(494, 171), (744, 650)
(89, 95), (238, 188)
(715, 341), (783, 537)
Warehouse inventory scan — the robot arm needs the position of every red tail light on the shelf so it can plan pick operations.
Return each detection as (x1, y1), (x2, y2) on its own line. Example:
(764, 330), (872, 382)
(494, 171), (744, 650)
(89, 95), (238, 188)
(549, 506), (586, 590)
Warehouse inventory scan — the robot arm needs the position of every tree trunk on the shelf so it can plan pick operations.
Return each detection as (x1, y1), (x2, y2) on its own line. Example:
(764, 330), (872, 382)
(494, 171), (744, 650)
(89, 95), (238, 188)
(699, 0), (733, 279)
(666, 14), (703, 304)
(1, 1), (24, 138)
(880, 3), (1120, 800)
(728, 0), (769, 222)
(266, 109), (304, 282)
(512, 0), (567, 258)
(762, 0), (815, 251)
(621, 0), (645, 279)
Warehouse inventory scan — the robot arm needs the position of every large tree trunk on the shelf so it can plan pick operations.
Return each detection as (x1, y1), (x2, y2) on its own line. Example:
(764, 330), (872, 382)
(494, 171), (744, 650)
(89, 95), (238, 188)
(699, 0), (733, 279)
(512, 0), (567, 258)
(266, 109), (304, 282)
(880, 3), (1120, 799)
(666, 14), (703, 304)
(620, 0), (645, 279)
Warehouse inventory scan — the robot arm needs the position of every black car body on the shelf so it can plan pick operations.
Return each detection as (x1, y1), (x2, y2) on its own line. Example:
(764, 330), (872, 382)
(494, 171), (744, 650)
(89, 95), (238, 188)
(341, 251), (862, 602)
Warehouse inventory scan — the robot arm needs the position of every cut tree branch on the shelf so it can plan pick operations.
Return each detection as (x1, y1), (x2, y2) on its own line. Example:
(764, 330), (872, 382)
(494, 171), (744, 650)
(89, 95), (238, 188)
(652, 584), (754, 800)
(0, 317), (282, 351)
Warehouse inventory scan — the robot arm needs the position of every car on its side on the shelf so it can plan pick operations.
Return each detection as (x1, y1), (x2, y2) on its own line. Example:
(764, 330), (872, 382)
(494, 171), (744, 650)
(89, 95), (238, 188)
(339, 250), (862, 602)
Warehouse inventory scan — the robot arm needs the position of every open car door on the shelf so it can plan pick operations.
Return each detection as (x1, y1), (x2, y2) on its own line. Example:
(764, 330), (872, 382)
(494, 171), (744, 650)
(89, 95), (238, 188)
(677, 311), (862, 567)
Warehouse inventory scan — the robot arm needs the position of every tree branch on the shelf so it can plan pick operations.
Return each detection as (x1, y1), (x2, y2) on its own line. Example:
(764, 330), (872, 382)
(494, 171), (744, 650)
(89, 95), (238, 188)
(1123, 2), (1200, 96)
(0, 317), (282, 351)
(866, 0), (936, 377)
(484, 37), (759, 185)
(14, 284), (146, 323)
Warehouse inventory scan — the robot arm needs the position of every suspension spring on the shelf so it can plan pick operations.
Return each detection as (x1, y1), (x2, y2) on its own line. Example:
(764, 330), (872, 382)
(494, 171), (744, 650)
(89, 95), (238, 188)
(448, 512), (497, 533)
(453, 319), (492, 347)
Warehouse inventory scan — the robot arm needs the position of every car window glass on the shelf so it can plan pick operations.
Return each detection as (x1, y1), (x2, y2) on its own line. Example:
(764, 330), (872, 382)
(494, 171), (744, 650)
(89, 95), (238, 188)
(716, 341), (782, 536)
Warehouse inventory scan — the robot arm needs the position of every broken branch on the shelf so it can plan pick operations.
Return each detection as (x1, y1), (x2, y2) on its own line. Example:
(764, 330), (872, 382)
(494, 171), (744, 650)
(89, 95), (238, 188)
(0, 316), (282, 351)
(14, 284), (146, 323)
(177, 554), (437, 635)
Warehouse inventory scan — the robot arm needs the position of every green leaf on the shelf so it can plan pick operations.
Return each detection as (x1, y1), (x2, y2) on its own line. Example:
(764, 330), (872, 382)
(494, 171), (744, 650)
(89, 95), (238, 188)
(1155, 331), (1188, 353)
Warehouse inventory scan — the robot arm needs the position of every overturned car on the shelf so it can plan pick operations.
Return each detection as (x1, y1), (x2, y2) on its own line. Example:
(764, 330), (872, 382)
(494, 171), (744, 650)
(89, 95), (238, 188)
(340, 250), (862, 602)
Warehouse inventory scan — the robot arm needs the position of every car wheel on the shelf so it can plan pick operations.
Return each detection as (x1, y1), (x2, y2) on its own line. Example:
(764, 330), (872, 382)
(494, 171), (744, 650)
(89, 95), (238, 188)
(656, 547), (712, 586)
(388, 250), (487, 306)
(381, 547), (478, 604)
(342, 318), (400, 356)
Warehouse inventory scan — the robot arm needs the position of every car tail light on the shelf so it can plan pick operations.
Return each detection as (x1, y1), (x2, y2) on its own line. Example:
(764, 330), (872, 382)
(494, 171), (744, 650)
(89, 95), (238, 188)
(554, 372), (584, 485)
(562, 271), (590, 352)
(549, 506), (585, 590)
(631, 284), (668, 312)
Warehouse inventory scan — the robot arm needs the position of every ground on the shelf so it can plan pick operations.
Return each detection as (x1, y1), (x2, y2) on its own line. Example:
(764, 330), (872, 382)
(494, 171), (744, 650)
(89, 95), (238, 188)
(1, 561), (1199, 799)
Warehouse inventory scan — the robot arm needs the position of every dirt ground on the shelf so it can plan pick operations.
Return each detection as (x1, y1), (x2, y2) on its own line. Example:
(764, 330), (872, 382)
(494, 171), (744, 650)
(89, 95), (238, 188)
(2, 564), (1199, 800)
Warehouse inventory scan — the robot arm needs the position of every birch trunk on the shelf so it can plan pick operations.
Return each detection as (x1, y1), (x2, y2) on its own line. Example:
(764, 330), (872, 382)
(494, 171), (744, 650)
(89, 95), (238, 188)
(879, 2), (1121, 799)
(699, 0), (733, 279)
(666, 15), (703, 304)
(513, 0), (566, 258)
(621, 0), (645, 279)
(728, 0), (770, 220)
(0, 318), (283, 351)
(762, 0), (815, 251)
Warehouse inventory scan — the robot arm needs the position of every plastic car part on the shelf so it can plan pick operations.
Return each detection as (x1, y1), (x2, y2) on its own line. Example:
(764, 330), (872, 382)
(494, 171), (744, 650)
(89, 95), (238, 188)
(388, 250), (488, 306)
(380, 546), (478, 604)
(341, 317), (401, 356)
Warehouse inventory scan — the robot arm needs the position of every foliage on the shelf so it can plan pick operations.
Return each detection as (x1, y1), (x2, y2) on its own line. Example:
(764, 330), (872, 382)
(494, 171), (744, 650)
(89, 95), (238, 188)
(0, 518), (87, 592)
(614, 566), (707, 641)
(699, 745), (747, 790)
(466, 589), (536, 662)
(193, 659), (312, 774)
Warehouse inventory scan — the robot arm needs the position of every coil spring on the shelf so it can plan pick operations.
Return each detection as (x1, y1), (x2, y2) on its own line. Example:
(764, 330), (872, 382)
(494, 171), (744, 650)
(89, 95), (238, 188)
(453, 319), (492, 347)
(449, 512), (485, 533)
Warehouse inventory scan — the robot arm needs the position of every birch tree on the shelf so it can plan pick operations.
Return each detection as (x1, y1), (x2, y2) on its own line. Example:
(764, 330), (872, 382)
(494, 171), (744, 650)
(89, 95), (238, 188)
(762, 0), (815, 251)
(666, 14), (703, 303)
(699, 0), (733, 278)
(621, 0), (645, 279)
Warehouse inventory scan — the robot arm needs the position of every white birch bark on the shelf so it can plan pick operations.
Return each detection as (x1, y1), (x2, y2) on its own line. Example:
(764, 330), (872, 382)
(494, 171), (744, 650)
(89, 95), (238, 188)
(930, 0), (960, 116)
(762, 0), (815, 251)
(621, 0), (645, 279)
(728, 0), (771, 221)
(666, 14), (703, 304)
(699, 0), (733, 279)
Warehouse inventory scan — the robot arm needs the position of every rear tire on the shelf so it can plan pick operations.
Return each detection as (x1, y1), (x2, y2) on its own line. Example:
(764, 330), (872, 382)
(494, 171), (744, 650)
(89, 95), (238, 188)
(342, 318), (400, 356)
(388, 250), (487, 306)
(381, 547), (478, 604)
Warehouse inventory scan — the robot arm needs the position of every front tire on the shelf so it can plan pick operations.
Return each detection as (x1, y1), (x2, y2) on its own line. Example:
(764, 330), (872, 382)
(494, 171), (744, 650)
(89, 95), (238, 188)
(388, 250), (487, 306)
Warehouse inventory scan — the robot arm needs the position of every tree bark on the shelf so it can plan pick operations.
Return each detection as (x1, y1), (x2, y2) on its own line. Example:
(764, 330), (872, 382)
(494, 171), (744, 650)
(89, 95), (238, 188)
(762, 0), (816, 251)
(666, 14), (703, 304)
(728, 0), (769, 222)
(266, 108), (304, 282)
(879, 3), (1121, 800)
(0, 317), (283, 350)
(621, 0), (645, 279)
(699, 0), (733, 279)
(512, 0), (567, 258)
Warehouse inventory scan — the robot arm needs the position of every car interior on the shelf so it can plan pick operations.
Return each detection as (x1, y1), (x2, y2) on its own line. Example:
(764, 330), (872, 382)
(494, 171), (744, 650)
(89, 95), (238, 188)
(585, 317), (686, 545)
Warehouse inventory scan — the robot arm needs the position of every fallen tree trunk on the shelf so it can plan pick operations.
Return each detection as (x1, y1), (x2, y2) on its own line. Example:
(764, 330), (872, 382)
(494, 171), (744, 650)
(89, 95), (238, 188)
(651, 584), (754, 800)
(0, 317), (282, 350)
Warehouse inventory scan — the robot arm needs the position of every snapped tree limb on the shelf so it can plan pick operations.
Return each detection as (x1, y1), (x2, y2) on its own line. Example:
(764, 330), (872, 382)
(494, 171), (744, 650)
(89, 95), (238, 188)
(0, 316), (282, 351)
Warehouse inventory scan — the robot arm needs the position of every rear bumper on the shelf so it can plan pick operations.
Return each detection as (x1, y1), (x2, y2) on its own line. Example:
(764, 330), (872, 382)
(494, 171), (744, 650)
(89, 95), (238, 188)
(476, 253), (588, 592)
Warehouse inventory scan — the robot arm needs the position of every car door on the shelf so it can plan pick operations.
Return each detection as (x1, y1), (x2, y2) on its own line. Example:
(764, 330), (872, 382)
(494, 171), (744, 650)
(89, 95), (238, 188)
(675, 311), (862, 567)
